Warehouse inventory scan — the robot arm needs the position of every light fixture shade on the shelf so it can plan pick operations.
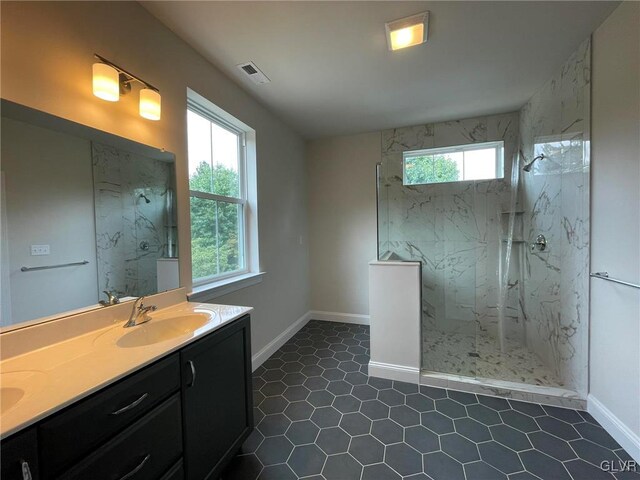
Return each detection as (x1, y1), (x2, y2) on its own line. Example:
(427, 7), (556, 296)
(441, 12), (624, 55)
(385, 12), (429, 51)
(139, 88), (161, 121)
(92, 63), (120, 102)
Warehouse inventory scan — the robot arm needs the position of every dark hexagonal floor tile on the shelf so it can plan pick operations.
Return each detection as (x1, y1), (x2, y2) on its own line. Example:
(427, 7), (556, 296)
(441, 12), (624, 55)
(390, 404), (421, 426)
(423, 451), (465, 480)
(570, 438), (619, 467)
(281, 361), (304, 373)
(259, 396), (289, 415)
(421, 411), (455, 434)
(393, 380), (419, 394)
(369, 377), (393, 390)
(281, 372), (306, 386)
(406, 393), (435, 412)
(378, 388), (405, 407)
(385, 442), (423, 476)
(307, 389), (335, 407)
(301, 365), (323, 377)
(222, 453), (262, 480)
(353, 354), (370, 365)
(253, 390), (265, 407)
(405, 425), (439, 453)
(371, 418), (404, 444)
(281, 352), (301, 362)
(420, 385), (448, 399)
(257, 464), (296, 480)
(564, 459), (614, 480)
(490, 424), (532, 451)
(260, 381), (287, 397)
(464, 461), (507, 480)
(239, 428), (264, 454)
(543, 405), (584, 424)
(322, 368), (346, 381)
(285, 419), (320, 445)
(283, 400), (314, 421)
(454, 417), (491, 443)
(322, 453), (363, 480)
(316, 426), (351, 455)
(255, 435), (294, 465)
(318, 356), (339, 367)
(297, 346), (316, 356)
(352, 384), (378, 401)
(257, 413), (291, 436)
(344, 371), (368, 385)
(536, 415), (580, 440)
(253, 377), (266, 391)
(478, 441), (524, 474)
(361, 399), (390, 420)
(287, 444), (327, 477)
(500, 409), (540, 433)
(362, 463), (402, 480)
(329, 343), (348, 352)
(348, 435), (385, 465)
(262, 369), (286, 382)
(334, 351), (354, 362)
(529, 431), (577, 461)
(348, 345), (367, 355)
(338, 360), (361, 373)
(333, 394), (361, 413)
(435, 398), (467, 419)
(441, 433), (480, 463)
(340, 411), (372, 436)
(467, 403), (501, 426)
(327, 380), (352, 396)
(574, 422), (621, 449)
(447, 390), (478, 405)
(310, 406), (341, 428)
(304, 376), (330, 391)
(477, 394), (510, 411)
(263, 358), (285, 370)
(509, 399), (545, 417)
(299, 354), (321, 366)
(519, 449), (571, 480)
(283, 385), (310, 402)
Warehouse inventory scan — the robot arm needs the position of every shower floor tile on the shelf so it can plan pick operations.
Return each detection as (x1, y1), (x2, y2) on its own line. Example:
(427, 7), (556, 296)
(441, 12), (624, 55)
(422, 329), (565, 388)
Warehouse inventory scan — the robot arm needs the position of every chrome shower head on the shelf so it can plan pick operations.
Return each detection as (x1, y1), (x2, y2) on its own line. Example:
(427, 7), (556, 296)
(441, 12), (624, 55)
(139, 193), (151, 204)
(523, 154), (546, 172)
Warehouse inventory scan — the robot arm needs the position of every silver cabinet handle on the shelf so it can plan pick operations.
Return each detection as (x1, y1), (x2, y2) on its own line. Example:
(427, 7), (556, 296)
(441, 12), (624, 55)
(21, 460), (32, 480)
(119, 454), (151, 480)
(110, 393), (148, 415)
(188, 360), (197, 387)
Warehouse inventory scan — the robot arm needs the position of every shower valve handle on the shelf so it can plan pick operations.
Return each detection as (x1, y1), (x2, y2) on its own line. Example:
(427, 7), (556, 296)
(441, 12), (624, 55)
(530, 234), (547, 252)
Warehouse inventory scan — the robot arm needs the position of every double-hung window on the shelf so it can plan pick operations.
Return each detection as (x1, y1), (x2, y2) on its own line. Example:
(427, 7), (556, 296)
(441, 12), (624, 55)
(187, 103), (247, 285)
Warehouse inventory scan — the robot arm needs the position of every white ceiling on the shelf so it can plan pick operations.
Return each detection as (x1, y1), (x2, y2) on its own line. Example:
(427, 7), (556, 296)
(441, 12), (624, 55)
(142, 1), (618, 139)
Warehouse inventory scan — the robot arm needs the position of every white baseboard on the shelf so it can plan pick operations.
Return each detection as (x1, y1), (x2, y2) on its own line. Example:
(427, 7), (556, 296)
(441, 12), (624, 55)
(588, 394), (640, 462)
(309, 310), (370, 325)
(251, 311), (311, 371)
(368, 361), (420, 384)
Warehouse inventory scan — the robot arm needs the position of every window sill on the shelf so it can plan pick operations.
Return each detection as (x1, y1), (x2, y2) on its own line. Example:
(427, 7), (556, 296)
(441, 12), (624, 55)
(188, 272), (265, 303)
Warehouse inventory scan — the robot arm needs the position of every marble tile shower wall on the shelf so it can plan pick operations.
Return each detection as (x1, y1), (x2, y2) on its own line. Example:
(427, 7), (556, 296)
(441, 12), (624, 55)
(92, 143), (174, 297)
(519, 38), (591, 396)
(378, 112), (521, 341)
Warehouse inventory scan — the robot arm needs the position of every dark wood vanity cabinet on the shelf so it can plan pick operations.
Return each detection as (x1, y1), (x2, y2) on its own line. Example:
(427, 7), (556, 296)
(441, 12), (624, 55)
(181, 315), (253, 480)
(0, 314), (252, 480)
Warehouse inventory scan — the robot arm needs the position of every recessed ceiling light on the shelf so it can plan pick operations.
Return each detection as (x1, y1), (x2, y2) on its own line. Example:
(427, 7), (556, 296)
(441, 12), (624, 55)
(385, 12), (429, 51)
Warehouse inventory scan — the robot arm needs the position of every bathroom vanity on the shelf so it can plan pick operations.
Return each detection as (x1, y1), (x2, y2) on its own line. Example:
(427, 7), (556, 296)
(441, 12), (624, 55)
(0, 290), (254, 480)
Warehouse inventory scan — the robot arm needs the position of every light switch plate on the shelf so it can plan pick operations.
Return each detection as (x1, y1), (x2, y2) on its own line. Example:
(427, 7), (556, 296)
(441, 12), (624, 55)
(31, 244), (50, 256)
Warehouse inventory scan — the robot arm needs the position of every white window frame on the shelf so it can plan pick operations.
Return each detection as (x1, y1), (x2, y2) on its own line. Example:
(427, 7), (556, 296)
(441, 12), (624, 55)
(403, 140), (505, 186)
(187, 100), (250, 287)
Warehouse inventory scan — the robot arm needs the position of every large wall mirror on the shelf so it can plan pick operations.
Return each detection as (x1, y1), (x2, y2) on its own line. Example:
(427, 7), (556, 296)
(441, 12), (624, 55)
(0, 100), (179, 329)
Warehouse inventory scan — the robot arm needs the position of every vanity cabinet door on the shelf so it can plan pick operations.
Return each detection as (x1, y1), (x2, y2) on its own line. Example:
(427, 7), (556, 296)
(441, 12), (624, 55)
(181, 315), (253, 480)
(0, 428), (39, 480)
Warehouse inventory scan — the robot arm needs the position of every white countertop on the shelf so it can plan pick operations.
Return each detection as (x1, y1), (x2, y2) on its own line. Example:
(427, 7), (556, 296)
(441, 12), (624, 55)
(0, 299), (252, 439)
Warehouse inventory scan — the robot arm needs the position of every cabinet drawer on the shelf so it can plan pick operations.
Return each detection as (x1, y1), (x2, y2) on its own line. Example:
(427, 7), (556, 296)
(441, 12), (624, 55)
(58, 394), (182, 480)
(0, 428), (39, 480)
(40, 354), (179, 476)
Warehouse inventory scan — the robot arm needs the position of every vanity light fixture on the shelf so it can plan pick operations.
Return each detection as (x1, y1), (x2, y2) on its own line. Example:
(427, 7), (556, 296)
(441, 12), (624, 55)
(385, 12), (429, 51)
(92, 54), (161, 121)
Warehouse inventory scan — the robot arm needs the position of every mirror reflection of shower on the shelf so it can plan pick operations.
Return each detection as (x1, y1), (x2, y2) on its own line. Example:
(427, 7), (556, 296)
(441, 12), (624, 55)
(523, 153), (546, 172)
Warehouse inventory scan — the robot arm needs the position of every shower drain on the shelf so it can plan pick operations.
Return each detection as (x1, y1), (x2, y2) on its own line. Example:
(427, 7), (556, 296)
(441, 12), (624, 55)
(467, 352), (480, 358)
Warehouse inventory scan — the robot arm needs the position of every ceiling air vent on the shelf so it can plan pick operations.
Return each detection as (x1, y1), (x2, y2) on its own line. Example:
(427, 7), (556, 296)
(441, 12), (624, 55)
(236, 61), (270, 85)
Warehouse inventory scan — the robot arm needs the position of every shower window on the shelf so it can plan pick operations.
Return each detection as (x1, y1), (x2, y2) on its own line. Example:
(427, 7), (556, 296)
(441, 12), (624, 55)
(403, 141), (504, 185)
(187, 104), (247, 285)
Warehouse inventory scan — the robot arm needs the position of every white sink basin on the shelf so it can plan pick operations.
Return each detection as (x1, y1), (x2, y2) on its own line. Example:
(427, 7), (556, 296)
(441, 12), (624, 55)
(0, 370), (47, 414)
(116, 314), (210, 348)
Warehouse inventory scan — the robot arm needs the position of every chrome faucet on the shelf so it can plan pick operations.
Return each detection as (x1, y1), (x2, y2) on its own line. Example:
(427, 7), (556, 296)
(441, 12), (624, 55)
(99, 290), (120, 306)
(124, 297), (157, 328)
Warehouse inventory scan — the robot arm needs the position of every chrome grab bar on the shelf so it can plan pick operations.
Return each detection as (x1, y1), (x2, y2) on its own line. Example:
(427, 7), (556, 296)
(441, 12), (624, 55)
(590, 272), (640, 290)
(21, 260), (89, 272)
